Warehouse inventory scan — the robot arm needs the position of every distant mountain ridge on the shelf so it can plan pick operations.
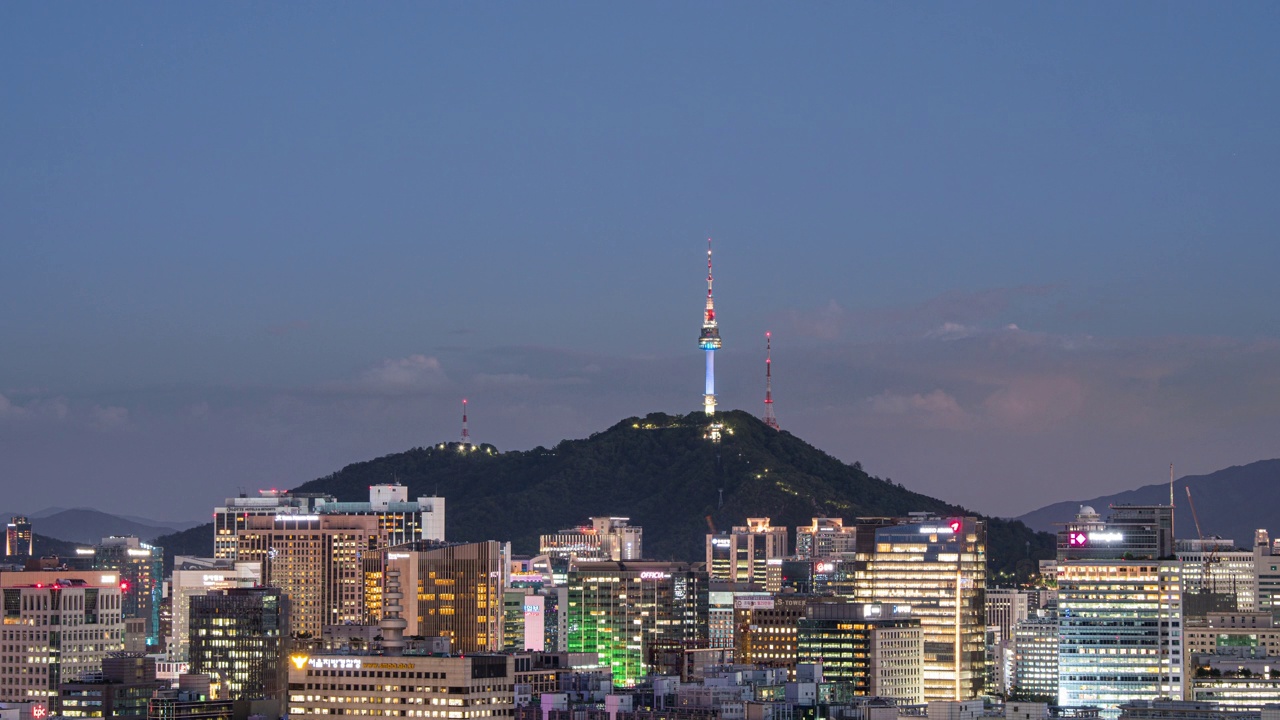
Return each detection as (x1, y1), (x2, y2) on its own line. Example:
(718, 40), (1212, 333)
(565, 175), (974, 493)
(1015, 459), (1280, 545)
(0, 508), (199, 546)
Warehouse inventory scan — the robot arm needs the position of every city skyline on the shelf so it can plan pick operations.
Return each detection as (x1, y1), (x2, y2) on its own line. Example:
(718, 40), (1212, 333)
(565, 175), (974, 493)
(4, 4), (1280, 521)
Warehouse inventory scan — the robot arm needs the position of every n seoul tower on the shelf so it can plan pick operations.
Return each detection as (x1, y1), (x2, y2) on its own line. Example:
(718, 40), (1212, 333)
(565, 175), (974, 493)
(698, 238), (722, 416)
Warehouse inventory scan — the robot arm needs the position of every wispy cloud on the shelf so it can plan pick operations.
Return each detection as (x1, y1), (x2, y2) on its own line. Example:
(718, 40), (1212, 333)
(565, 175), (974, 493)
(342, 354), (452, 395)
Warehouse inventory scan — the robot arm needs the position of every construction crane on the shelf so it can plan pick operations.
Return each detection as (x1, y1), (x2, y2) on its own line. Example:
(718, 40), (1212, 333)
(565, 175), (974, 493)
(1185, 486), (1221, 594)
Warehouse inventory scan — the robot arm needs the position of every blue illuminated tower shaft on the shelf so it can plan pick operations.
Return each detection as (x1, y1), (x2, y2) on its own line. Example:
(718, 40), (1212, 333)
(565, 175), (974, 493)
(699, 239), (721, 415)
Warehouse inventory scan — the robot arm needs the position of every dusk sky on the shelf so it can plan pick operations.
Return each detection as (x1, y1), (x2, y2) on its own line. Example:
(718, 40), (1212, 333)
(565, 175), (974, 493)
(3, 4), (1279, 522)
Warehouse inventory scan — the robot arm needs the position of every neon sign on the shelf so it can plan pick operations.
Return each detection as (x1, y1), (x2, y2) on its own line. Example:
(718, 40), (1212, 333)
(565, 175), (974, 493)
(638, 571), (670, 580)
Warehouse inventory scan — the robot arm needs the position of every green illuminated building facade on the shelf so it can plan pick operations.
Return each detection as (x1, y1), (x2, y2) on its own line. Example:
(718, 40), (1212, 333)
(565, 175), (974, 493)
(565, 561), (708, 686)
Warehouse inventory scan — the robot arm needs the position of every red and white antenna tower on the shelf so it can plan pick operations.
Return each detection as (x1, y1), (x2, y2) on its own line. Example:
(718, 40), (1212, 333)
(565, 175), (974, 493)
(763, 332), (779, 429)
(460, 399), (471, 446)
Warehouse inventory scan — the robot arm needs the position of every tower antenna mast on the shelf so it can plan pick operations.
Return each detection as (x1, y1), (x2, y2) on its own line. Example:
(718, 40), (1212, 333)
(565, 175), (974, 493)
(460, 399), (471, 447)
(763, 332), (779, 430)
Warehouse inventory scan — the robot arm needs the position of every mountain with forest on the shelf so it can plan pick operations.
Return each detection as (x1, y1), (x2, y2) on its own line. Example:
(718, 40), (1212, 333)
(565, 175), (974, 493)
(1016, 458), (1280, 545)
(285, 409), (1053, 580)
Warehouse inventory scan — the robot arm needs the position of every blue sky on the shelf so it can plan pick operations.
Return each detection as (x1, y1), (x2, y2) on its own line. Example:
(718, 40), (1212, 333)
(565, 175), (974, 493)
(2, 4), (1279, 523)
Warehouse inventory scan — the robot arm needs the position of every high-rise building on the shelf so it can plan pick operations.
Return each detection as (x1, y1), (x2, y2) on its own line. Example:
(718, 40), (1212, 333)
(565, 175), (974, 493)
(539, 517), (642, 562)
(214, 490), (331, 560)
(565, 561), (708, 686)
(285, 653), (514, 720)
(795, 518), (858, 559)
(1178, 538), (1257, 615)
(233, 513), (380, 638)
(0, 572), (125, 710)
(1012, 612), (1058, 701)
(986, 589), (1032, 644)
(1057, 505), (1182, 711)
(706, 518), (788, 585)
(167, 557), (261, 661)
(214, 486), (444, 560)
(4, 517), (33, 558)
(708, 586), (770, 650)
(795, 602), (924, 704)
(188, 587), (288, 700)
(383, 540), (510, 653)
(986, 589), (1032, 696)
(845, 516), (987, 701)
(734, 595), (847, 677)
(92, 537), (163, 647)
(1253, 530), (1280, 619)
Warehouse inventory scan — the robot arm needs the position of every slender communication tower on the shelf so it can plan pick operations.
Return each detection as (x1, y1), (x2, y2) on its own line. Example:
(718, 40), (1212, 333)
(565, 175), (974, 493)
(699, 238), (722, 416)
(763, 332), (779, 430)
(460, 399), (471, 446)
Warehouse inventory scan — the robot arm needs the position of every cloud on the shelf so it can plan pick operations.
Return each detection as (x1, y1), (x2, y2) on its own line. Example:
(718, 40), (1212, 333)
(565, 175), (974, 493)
(91, 405), (131, 431)
(0, 393), (70, 421)
(981, 375), (1085, 429)
(779, 285), (1062, 342)
(350, 355), (450, 395)
(787, 299), (847, 340)
(867, 390), (971, 429)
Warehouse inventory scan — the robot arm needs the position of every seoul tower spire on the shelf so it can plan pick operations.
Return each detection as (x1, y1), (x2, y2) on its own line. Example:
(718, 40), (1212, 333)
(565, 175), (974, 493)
(698, 238), (722, 416)
(763, 332), (779, 430)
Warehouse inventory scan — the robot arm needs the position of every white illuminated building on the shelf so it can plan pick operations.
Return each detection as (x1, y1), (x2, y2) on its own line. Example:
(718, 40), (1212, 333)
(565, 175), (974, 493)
(167, 556), (261, 661)
(1057, 505), (1182, 714)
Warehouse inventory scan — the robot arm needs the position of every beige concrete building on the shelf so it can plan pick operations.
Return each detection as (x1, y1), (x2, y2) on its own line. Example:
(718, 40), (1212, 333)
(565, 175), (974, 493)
(235, 513), (382, 637)
(286, 653), (515, 720)
(0, 572), (125, 710)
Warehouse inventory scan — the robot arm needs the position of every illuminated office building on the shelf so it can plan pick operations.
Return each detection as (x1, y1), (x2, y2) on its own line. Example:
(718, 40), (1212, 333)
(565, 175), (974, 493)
(59, 654), (164, 719)
(188, 587), (288, 700)
(92, 537), (164, 647)
(285, 653), (514, 720)
(706, 518), (788, 584)
(1178, 538), (1256, 615)
(4, 518), (32, 558)
(795, 518), (857, 559)
(0, 572), (125, 709)
(383, 540), (509, 653)
(1057, 505), (1182, 712)
(846, 516), (987, 701)
(167, 557), (261, 661)
(564, 561), (708, 686)
(539, 517), (642, 562)
(234, 513), (381, 638)
(215, 486), (444, 561)
(1012, 612), (1058, 700)
(734, 595), (847, 676)
(709, 586), (770, 650)
(214, 490), (330, 560)
(987, 589), (1032, 696)
(796, 602), (924, 704)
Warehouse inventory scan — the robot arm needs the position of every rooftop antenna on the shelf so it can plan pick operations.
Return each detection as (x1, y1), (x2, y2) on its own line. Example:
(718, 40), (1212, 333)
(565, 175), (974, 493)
(763, 332), (779, 430)
(461, 399), (471, 446)
(1170, 463), (1175, 539)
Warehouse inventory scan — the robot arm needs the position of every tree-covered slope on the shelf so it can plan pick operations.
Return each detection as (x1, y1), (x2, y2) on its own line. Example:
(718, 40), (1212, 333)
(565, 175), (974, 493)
(294, 410), (1053, 579)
